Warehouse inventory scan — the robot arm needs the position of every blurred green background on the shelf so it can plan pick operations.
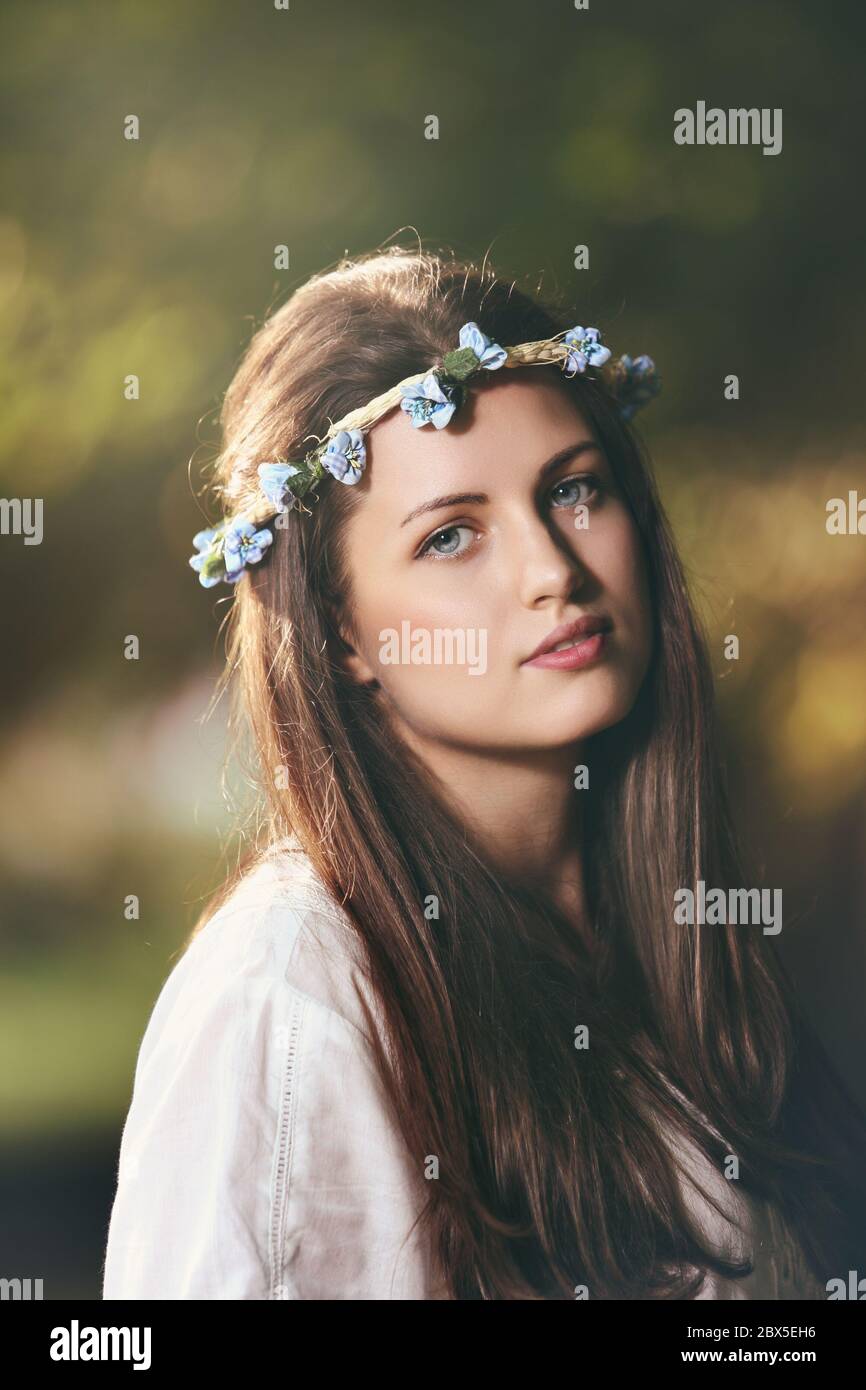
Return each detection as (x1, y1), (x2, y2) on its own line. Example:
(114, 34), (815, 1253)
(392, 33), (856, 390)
(1, 0), (864, 1296)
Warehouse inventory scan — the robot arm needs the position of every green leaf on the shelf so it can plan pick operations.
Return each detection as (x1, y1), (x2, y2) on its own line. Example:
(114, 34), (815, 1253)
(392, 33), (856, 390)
(200, 550), (226, 580)
(440, 347), (480, 382)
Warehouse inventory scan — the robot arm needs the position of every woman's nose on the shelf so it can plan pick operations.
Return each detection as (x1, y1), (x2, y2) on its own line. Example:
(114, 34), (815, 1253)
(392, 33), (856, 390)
(515, 516), (585, 608)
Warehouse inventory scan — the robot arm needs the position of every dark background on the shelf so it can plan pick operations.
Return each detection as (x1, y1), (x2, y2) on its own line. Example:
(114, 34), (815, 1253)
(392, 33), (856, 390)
(1, 0), (864, 1297)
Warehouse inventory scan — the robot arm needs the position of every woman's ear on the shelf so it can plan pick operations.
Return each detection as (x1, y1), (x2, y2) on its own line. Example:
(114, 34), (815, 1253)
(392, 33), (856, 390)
(326, 603), (379, 689)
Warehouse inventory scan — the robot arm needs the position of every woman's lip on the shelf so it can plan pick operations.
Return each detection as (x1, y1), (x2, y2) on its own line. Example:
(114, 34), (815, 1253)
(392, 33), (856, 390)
(522, 615), (612, 664)
(521, 630), (608, 671)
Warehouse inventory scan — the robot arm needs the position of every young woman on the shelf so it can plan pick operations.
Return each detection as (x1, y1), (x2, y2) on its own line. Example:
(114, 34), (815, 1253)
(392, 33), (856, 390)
(103, 246), (866, 1300)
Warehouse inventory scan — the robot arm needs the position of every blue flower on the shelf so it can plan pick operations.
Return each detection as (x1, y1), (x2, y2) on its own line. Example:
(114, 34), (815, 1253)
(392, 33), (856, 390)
(399, 372), (460, 429)
(320, 428), (366, 485)
(258, 461), (301, 511)
(458, 322), (507, 371)
(189, 526), (229, 588)
(563, 326), (612, 377)
(439, 323), (508, 385)
(191, 526), (220, 554)
(615, 354), (661, 421)
(223, 518), (274, 577)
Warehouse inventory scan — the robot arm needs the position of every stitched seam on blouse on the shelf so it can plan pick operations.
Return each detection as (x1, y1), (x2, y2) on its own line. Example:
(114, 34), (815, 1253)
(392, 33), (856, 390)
(269, 990), (306, 1300)
(267, 877), (380, 1054)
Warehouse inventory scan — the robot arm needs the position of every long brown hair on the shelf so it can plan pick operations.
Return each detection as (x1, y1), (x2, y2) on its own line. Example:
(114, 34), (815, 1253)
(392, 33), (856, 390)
(190, 244), (866, 1299)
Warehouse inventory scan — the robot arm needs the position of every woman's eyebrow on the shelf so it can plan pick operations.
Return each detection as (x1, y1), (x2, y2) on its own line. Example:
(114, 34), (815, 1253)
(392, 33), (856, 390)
(399, 440), (602, 528)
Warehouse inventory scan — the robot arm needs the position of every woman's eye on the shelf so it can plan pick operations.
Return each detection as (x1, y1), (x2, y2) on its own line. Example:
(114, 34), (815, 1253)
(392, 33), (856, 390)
(416, 476), (601, 558)
(548, 473), (600, 510)
(418, 524), (477, 560)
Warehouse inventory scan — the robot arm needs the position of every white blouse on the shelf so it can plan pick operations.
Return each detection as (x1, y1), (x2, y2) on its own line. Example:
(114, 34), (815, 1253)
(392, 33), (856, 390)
(102, 840), (825, 1300)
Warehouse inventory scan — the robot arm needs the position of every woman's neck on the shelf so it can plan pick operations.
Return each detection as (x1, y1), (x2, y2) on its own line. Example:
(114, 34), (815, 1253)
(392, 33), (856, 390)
(398, 728), (588, 921)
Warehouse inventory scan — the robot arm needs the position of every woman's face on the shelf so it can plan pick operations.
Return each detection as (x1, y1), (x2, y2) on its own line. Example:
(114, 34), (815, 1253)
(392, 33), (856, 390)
(335, 369), (653, 754)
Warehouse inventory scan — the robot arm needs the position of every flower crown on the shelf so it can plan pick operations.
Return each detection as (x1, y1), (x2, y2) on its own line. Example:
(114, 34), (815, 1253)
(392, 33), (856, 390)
(190, 322), (660, 587)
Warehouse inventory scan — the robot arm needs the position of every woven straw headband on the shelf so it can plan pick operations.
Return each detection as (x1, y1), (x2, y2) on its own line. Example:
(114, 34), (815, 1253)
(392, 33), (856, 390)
(190, 320), (660, 587)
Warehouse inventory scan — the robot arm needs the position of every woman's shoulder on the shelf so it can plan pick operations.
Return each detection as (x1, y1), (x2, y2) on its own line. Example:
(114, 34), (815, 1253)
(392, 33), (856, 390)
(102, 838), (435, 1299)
(168, 836), (378, 1044)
